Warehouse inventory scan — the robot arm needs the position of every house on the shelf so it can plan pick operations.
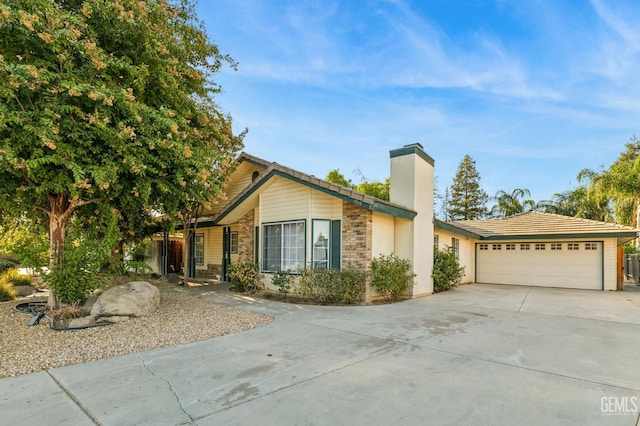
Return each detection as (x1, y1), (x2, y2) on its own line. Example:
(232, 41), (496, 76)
(151, 143), (435, 301)
(150, 143), (638, 297)
(435, 211), (638, 291)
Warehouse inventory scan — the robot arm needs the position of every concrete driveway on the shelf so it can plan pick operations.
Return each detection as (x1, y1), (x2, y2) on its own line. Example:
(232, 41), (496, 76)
(2, 283), (640, 426)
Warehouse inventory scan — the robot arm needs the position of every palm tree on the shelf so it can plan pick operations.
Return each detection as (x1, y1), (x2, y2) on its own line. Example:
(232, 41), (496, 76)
(490, 188), (536, 218)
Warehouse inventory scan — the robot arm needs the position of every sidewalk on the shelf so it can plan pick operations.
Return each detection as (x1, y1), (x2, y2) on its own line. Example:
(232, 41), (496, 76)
(2, 284), (640, 425)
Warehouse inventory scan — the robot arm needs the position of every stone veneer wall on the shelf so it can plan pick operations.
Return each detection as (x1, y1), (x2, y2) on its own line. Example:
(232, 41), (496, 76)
(341, 201), (374, 302)
(238, 210), (255, 263)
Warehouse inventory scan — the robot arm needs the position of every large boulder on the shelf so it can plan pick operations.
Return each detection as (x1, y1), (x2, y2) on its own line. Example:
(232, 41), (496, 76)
(90, 281), (160, 318)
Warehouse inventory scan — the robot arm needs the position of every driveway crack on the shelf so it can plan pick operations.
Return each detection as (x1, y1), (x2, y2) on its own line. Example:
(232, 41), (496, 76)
(518, 286), (532, 312)
(47, 371), (101, 426)
(136, 354), (197, 425)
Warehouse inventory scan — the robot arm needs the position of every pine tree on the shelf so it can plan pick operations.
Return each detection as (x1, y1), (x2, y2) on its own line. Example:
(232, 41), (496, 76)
(448, 155), (489, 220)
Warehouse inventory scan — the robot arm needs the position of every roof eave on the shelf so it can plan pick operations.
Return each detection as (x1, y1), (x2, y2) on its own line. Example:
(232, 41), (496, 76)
(480, 232), (639, 241)
(213, 168), (417, 224)
(435, 220), (484, 239)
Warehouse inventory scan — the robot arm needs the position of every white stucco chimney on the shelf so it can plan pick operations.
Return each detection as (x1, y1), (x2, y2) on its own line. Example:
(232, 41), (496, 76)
(389, 143), (435, 296)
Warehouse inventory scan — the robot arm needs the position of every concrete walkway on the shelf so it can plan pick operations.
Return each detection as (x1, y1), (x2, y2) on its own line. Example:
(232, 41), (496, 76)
(2, 283), (640, 425)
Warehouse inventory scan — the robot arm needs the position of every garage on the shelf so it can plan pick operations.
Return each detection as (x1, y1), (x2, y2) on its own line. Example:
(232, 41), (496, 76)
(476, 241), (602, 290)
(435, 211), (639, 291)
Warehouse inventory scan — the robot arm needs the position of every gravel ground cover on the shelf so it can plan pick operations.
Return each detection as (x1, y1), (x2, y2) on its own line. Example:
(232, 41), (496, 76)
(0, 284), (273, 379)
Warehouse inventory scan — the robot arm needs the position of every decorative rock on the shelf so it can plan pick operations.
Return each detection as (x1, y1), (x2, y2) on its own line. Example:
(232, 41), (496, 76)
(68, 315), (96, 329)
(81, 295), (99, 315)
(96, 315), (130, 324)
(13, 285), (34, 297)
(90, 281), (160, 318)
(164, 273), (181, 284)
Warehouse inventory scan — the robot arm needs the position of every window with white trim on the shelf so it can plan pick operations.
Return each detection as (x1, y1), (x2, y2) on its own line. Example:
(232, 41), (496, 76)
(585, 243), (598, 251)
(568, 243), (579, 250)
(479, 243), (488, 250)
(312, 220), (330, 270)
(452, 237), (460, 258)
(551, 243), (562, 251)
(520, 243), (530, 250)
(194, 234), (204, 265)
(434, 234), (440, 249)
(230, 232), (238, 254)
(535, 243), (546, 250)
(263, 221), (305, 272)
(492, 244), (501, 250)
(506, 243), (516, 251)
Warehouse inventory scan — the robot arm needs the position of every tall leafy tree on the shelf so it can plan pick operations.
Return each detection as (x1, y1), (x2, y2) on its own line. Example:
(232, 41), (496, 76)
(326, 169), (353, 188)
(490, 188), (536, 218)
(325, 169), (390, 201)
(0, 0), (243, 307)
(577, 137), (640, 248)
(537, 190), (584, 217)
(448, 155), (488, 220)
(581, 137), (640, 227)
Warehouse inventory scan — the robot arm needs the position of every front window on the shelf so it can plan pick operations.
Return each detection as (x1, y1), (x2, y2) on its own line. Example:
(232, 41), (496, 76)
(230, 232), (238, 254)
(194, 234), (204, 265)
(312, 220), (330, 269)
(263, 221), (305, 272)
(452, 237), (460, 258)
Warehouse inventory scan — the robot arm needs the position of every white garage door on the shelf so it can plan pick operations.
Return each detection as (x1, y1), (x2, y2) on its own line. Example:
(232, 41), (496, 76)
(476, 241), (602, 290)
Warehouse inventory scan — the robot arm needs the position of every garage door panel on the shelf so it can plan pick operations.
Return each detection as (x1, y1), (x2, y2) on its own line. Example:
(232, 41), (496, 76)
(476, 242), (602, 290)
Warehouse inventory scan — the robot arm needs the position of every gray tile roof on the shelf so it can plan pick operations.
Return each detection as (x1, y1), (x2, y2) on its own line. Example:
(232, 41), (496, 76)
(439, 211), (639, 239)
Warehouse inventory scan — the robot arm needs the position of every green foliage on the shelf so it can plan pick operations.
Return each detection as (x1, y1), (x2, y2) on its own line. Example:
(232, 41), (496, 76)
(0, 0), (244, 301)
(42, 240), (111, 304)
(271, 270), (293, 297)
(109, 255), (153, 278)
(107, 239), (153, 277)
(356, 178), (390, 201)
(130, 240), (151, 262)
(370, 254), (415, 302)
(432, 247), (465, 293)
(0, 259), (19, 274)
(326, 169), (353, 188)
(41, 220), (119, 304)
(337, 267), (368, 304)
(574, 136), (640, 229)
(298, 267), (366, 304)
(325, 170), (390, 201)
(0, 279), (16, 301)
(448, 155), (489, 220)
(1, 268), (31, 286)
(490, 189), (535, 218)
(228, 262), (263, 294)
(0, 215), (48, 267)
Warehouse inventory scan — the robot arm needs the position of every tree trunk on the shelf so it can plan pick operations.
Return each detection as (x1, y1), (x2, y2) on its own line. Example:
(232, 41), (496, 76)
(182, 220), (190, 278)
(47, 193), (70, 309)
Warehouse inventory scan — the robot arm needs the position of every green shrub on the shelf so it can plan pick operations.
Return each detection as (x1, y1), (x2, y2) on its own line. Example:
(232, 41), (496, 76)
(0, 280), (16, 301)
(44, 245), (110, 304)
(228, 262), (263, 294)
(0, 259), (19, 274)
(1, 268), (31, 286)
(298, 268), (334, 304)
(298, 267), (366, 304)
(370, 253), (415, 302)
(337, 267), (367, 304)
(432, 247), (465, 293)
(271, 270), (293, 297)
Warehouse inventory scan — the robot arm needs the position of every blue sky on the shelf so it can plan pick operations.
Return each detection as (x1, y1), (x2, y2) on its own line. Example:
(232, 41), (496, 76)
(197, 0), (640, 206)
